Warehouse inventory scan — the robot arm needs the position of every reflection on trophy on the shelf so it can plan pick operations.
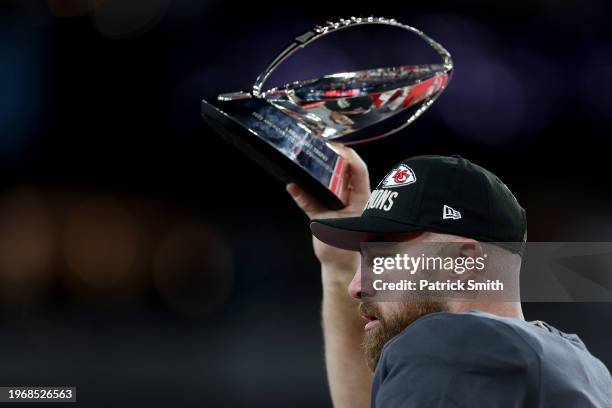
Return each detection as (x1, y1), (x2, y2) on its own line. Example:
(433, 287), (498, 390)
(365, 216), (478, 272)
(201, 17), (453, 209)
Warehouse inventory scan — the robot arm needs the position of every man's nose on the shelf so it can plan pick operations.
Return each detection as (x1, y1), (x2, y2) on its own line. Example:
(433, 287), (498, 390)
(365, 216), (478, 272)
(348, 268), (376, 299)
(348, 269), (362, 299)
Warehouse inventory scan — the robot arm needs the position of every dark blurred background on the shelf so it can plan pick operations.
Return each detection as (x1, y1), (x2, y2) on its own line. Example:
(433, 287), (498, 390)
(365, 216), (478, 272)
(1, 0), (611, 406)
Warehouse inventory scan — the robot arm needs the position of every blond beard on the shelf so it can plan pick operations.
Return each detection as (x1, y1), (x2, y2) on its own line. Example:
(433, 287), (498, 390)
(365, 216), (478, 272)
(360, 300), (447, 371)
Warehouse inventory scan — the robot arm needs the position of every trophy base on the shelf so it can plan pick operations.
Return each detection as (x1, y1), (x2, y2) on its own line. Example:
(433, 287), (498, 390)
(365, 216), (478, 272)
(201, 98), (347, 210)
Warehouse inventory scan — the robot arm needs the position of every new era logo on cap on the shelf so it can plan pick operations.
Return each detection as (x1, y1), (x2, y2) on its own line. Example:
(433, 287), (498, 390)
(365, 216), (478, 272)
(381, 164), (416, 188)
(443, 205), (461, 220)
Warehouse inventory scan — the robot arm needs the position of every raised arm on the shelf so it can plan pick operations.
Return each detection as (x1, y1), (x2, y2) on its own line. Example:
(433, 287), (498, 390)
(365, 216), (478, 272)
(287, 145), (372, 408)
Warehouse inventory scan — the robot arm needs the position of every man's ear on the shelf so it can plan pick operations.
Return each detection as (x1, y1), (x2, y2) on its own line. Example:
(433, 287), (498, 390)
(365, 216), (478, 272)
(452, 240), (484, 279)
(459, 240), (484, 258)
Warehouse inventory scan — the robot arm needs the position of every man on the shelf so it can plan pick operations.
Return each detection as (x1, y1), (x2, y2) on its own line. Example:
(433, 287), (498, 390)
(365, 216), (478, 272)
(287, 146), (612, 407)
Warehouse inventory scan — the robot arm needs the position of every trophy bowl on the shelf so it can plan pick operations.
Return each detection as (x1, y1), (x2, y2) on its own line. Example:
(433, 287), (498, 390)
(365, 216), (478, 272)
(201, 17), (453, 209)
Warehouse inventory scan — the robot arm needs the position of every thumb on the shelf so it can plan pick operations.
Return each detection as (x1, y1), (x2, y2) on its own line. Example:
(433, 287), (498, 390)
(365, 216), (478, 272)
(331, 144), (371, 205)
(286, 183), (327, 220)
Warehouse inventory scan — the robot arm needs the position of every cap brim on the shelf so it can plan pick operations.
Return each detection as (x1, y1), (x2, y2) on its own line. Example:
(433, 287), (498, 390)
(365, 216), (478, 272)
(310, 216), (425, 251)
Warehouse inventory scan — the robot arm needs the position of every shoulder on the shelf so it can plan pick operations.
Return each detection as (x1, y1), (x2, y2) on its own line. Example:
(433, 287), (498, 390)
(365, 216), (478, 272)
(379, 310), (539, 372)
(372, 311), (542, 407)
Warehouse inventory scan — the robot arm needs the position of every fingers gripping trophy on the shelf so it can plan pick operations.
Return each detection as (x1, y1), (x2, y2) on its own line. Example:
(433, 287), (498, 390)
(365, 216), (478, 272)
(201, 16), (453, 210)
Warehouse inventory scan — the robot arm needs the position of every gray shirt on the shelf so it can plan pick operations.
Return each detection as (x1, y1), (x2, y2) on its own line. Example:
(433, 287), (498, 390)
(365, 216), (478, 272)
(372, 310), (612, 407)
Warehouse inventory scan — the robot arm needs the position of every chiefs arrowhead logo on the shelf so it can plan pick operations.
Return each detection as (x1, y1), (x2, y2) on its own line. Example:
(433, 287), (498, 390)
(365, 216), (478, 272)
(380, 164), (416, 188)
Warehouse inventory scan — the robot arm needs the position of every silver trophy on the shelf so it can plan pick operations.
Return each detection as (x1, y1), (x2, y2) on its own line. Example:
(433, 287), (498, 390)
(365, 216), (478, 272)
(201, 17), (453, 209)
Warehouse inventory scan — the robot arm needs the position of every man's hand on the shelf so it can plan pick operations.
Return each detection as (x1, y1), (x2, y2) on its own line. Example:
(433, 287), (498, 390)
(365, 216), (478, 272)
(286, 144), (371, 269)
(287, 144), (373, 408)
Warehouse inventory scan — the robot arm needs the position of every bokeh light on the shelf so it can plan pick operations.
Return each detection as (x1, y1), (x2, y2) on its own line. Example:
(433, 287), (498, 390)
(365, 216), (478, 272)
(0, 22), (46, 161)
(62, 196), (140, 290)
(0, 189), (55, 308)
(153, 224), (234, 319)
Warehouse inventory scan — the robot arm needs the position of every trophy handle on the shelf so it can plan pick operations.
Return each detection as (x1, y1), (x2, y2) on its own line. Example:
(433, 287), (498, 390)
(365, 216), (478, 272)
(251, 16), (453, 98)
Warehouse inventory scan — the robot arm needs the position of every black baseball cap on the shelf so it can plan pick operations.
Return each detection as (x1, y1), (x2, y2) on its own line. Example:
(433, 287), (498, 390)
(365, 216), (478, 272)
(310, 155), (527, 253)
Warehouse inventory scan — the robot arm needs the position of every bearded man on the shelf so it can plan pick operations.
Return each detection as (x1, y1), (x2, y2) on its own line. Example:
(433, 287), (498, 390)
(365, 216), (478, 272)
(287, 147), (612, 407)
